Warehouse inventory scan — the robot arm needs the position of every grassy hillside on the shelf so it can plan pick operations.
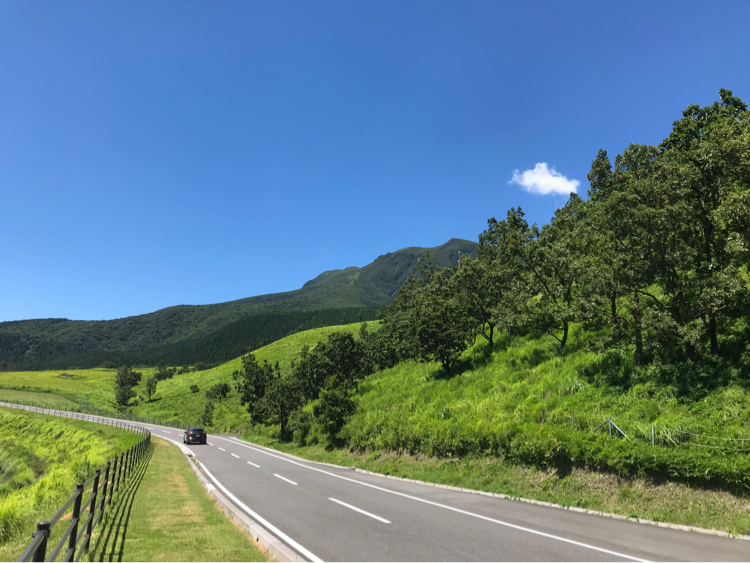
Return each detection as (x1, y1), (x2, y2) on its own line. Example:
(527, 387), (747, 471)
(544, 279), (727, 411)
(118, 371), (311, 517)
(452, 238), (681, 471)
(5, 322), (750, 532)
(128, 322), (376, 430)
(0, 239), (475, 371)
(0, 322), (375, 430)
(0, 408), (141, 559)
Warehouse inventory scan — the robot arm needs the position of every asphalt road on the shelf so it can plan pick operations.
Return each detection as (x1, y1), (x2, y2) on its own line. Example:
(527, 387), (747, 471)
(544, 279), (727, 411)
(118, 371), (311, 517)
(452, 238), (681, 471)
(4, 403), (749, 562)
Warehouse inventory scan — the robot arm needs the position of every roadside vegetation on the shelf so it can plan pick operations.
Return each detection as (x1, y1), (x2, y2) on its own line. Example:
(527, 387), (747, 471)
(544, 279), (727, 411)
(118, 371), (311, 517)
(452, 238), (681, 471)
(86, 438), (267, 562)
(0, 408), (141, 560)
(2, 90), (749, 535)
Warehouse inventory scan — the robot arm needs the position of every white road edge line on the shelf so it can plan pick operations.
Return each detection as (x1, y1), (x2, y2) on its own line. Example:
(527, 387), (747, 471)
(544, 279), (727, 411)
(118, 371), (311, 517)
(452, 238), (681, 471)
(329, 498), (390, 524)
(218, 447), (226, 452)
(222, 436), (647, 562)
(231, 453), (240, 459)
(199, 462), (321, 562)
(247, 461), (260, 468)
(273, 473), (298, 486)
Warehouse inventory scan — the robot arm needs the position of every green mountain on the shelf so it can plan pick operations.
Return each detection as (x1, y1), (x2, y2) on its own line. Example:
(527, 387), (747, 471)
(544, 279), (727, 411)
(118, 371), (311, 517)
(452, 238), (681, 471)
(0, 238), (476, 370)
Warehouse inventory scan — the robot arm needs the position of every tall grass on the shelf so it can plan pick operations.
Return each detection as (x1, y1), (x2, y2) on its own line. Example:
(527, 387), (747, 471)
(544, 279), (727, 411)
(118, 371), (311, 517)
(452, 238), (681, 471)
(0, 408), (141, 558)
(343, 327), (750, 488)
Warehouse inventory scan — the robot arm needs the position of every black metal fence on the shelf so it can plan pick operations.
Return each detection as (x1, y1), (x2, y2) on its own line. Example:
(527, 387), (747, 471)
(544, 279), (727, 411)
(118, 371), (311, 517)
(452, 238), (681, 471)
(5, 405), (152, 562)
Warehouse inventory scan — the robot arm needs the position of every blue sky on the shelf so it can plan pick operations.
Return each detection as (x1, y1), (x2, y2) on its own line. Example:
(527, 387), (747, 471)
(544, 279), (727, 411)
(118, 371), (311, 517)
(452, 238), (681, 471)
(1, 0), (749, 322)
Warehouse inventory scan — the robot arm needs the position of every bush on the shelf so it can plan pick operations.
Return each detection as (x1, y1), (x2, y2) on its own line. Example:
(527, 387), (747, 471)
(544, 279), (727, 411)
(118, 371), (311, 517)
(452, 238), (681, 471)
(205, 383), (230, 402)
(288, 409), (314, 446)
(190, 384), (200, 393)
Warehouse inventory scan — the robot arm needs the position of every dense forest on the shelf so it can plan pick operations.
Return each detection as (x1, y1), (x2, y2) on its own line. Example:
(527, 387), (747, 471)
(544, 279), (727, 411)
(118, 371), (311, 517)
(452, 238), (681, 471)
(0, 308), (377, 371)
(0, 238), (474, 371)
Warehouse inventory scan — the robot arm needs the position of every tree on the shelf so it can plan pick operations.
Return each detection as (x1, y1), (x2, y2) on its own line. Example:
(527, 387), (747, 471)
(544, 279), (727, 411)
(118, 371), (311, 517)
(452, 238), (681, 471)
(383, 255), (474, 375)
(200, 401), (214, 426)
(114, 365), (142, 406)
(233, 354), (278, 424)
(313, 385), (356, 443)
(259, 376), (303, 441)
(190, 384), (200, 393)
(455, 208), (535, 347)
(115, 384), (135, 407)
(145, 377), (158, 402)
(656, 88), (750, 356)
(205, 382), (230, 402)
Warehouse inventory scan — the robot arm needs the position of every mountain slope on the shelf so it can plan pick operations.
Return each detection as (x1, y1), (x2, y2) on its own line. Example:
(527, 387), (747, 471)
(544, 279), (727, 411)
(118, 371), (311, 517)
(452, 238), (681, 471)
(0, 238), (476, 370)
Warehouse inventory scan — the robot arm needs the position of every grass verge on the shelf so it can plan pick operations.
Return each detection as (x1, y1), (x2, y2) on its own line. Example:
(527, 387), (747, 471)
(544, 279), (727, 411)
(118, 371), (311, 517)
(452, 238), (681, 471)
(0, 408), (142, 561)
(86, 438), (267, 562)
(240, 431), (750, 536)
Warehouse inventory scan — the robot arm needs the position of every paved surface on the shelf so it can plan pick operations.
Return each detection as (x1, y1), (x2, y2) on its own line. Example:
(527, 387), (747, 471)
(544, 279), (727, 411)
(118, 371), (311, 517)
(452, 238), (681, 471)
(4, 403), (749, 562)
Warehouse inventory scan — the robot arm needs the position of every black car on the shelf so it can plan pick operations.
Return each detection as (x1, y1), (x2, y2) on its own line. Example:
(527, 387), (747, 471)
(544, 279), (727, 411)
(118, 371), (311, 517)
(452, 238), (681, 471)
(184, 426), (207, 444)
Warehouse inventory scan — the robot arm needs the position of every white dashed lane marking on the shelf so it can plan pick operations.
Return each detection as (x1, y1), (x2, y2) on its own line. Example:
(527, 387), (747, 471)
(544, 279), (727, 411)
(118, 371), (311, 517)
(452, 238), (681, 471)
(231, 453), (240, 459)
(329, 498), (391, 524)
(274, 474), (298, 486)
(247, 461), (260, 468)
(218, 447), (226, 452)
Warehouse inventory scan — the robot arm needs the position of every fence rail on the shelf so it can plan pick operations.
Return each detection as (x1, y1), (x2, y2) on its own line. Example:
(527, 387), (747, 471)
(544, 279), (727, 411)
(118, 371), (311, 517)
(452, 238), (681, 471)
(0, 398), (187, 431)
(0, 403), (152, 562)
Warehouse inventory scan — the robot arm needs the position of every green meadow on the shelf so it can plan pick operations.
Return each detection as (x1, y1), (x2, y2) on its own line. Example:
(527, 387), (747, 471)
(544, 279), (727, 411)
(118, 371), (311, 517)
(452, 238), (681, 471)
(0, 408), (142, 560)
(4, 321), (750, 533)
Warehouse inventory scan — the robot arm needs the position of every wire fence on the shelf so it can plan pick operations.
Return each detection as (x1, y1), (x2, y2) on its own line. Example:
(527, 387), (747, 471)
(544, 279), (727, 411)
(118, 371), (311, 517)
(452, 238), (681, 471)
(374, 402), (750, 453)
(0, 398), (188, 431)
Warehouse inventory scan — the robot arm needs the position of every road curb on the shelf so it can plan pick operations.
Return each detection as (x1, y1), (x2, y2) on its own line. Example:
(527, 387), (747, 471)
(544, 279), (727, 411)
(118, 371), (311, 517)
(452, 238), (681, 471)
(173, 443), (306, 562)
(231, 436), (750, 543)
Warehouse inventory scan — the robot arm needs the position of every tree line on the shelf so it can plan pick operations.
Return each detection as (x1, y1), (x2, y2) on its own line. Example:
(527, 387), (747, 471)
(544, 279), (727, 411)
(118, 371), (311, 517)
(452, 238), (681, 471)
(232, 90), (750, 440)
(380, 89), (750, 386)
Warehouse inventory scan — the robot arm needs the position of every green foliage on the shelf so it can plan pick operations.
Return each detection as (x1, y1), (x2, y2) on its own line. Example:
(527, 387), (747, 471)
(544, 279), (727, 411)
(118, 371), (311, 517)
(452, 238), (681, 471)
(145, 377), (158, 402)
(0, 239), (475, 371)
(314, 386), (356, 443)
(0, 408), (140, 556)
(190, 384), (199, 393)
(205, 382), (230, 402)
(114, 366), (142, 406)
(200, 401), (214, 426)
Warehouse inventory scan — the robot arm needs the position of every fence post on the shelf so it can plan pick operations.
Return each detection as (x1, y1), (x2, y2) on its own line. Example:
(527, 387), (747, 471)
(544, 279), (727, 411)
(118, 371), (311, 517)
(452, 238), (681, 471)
(65, 483), (84, 560)
(83, 469), (101, 552)
(111, 455), (119, 498)
(100, 462), (111, 519)
(608, 416), (612, 437)
(541, 409), (546, 426)
(486, 407), (489, 421)
(31, 521), (51, 562)
(652, 424), (655, 446)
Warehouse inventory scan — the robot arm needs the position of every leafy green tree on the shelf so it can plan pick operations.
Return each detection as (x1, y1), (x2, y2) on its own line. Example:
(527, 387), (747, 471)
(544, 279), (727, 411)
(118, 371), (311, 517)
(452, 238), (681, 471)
(259, 376), (303, 441)
(205, 382), (230, 402)
(200, 401), (214, 426)
(145, 376), (158, 402)
(114, 365), (142, 406)
(190, 384), (200, 393)
(313, 385), (356, 443)
(115, 384), (135, 407)
(385, 255), (474, 374)
(233, 354), (278, 424)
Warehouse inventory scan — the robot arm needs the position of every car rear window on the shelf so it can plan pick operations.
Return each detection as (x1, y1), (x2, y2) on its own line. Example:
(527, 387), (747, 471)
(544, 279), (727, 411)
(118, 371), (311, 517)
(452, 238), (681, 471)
(190, 428), (203, 433)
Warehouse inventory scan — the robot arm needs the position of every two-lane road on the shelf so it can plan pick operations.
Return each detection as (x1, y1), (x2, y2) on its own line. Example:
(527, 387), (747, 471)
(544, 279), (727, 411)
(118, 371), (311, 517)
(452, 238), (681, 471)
(4, 404), (748, 562)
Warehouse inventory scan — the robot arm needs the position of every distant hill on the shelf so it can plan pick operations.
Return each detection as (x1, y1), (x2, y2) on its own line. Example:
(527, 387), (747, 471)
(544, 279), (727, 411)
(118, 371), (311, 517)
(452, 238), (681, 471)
(0, 238), (476, 370)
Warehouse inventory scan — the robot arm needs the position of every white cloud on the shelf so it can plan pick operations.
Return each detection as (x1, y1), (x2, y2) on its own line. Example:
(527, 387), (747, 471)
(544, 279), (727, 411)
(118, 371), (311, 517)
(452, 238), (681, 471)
(509, 163), (579, 196)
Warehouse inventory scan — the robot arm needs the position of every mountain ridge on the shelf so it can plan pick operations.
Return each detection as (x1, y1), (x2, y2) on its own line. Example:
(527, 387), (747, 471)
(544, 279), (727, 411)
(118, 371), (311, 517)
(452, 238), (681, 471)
(0, 238), (476, 370)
